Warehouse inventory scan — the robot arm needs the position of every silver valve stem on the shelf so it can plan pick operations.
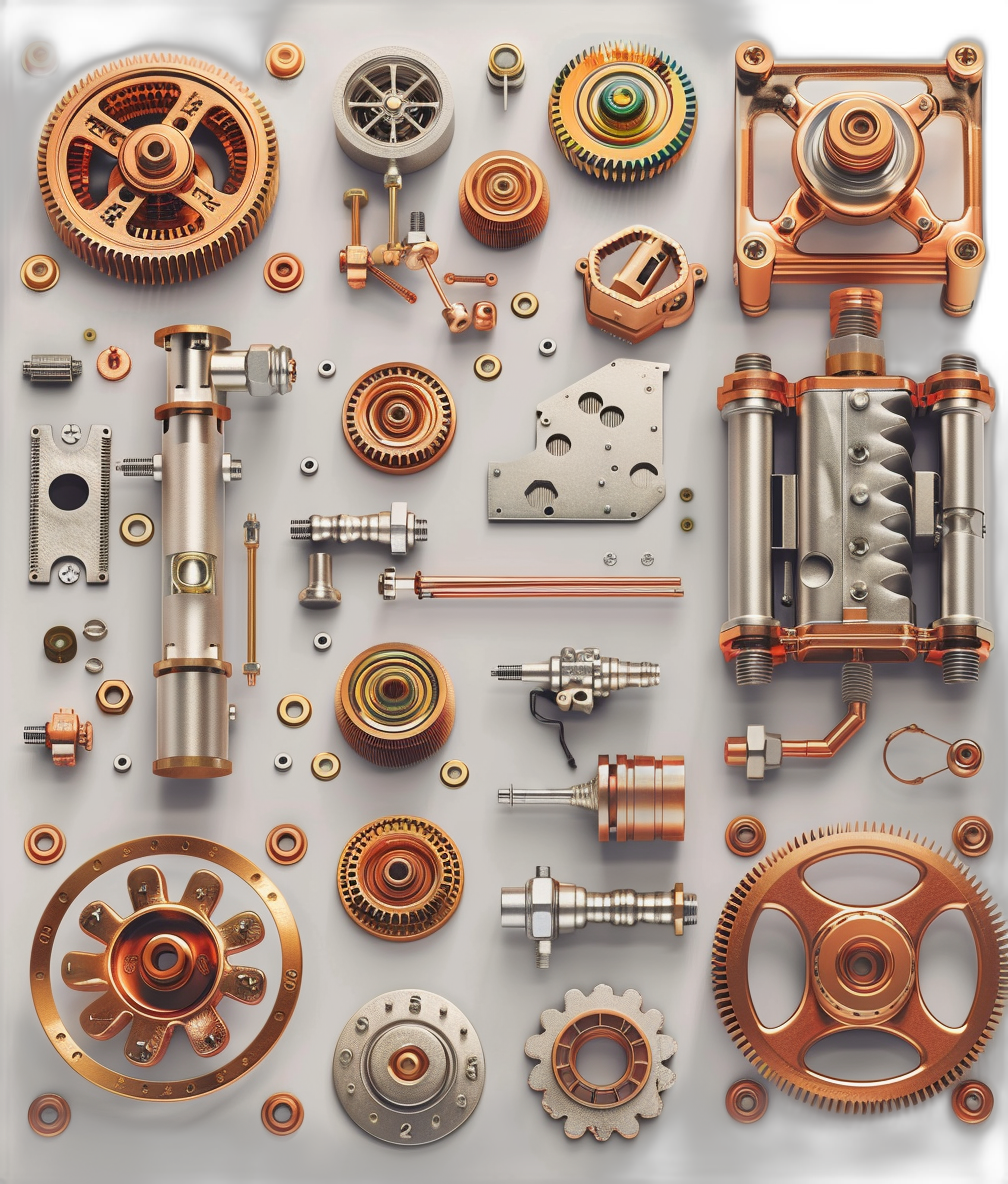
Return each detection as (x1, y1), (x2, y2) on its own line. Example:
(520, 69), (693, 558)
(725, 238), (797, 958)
(501, 865), (697, 969)
(290, 502), (426, 557)
(498, 778), (599, 811)
(491, 646), (659, 712)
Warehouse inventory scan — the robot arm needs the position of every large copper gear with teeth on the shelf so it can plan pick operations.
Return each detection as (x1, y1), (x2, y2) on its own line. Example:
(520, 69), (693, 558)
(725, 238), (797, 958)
(37, 54), (278, 283)
(343, 363), (456, 473)
(548, 43), (696, 184)
(337, 816), (464, 941)
(712, 823), (1008, 1113)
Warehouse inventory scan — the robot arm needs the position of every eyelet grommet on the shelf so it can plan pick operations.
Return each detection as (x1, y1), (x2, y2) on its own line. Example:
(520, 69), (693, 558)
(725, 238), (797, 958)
(265, 42), (305, 79)
(266, 824), (308, 865)
(725, 816), (766, 857)
(261, 1092), (304, 1134)
(511, 291), (539, 318)
(264, 252), (305, 292)
(274, 752), (293, 772)
(120, 513), (154, 546)
(25, 825), (66, 865)
(474, 354), (502, 381)
(951, 1080), (993, 1123)
(440, 759), (469, 787)
(113, 754), (132, 772)
(311, 752), (341, 781)
(313, 632), (332, 651)
(21, 255), (59, 292)
(28, 1094), (70, 1136)
(726, 1080), (768, 1123)
(300, 457), (319, 475)
(277, 694), (312, 727)
(538, 338), (557, 356)
(952, 816), (993, 857)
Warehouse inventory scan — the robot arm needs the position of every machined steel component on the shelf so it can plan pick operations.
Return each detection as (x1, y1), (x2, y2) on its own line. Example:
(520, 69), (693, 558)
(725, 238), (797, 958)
(25, 708), (93, 767)
(549, 43), (696, 183)
(333, 988), (484, 1145)
(118, 325), (294, 778)
(382, 568), (683, 601)
(499, 754), (685, 842)
(712, 823), (1008, 1113)
(298, 552), (341, 609)
(243, 514), (260, 685)
(575, 227), (705, 344)
(502, 865), (696, 968)
(733, 42), (985, 316)
(539, 338), (556, 357)
(489, 358), (669, 521)
(31, 834), (302, 1099)
(491, 646), (659, 712)
(30, 424), (110, 585)
(459, 151), (549, 248)
(344, 363), (455, 473)
(291, 502), (427, 556)
(525, 984), (676, 1140)
(487, 43), (525, 110)
(23, 354), (81, 383)
(38, 55), (279, 284)
(120, 512), (154, 546)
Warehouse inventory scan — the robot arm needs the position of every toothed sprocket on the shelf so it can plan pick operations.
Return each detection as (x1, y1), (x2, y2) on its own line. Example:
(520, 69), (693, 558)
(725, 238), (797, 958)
(343, 363), (455, 473)
(711, 823), (1008, 1113)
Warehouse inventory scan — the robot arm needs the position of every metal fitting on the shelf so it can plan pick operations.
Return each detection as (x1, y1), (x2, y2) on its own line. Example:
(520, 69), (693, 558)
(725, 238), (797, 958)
(290, 502), (427, 557)
(491, 646), (659, 712)
(24, 708), (93, 767)
(299, 552), (341, 609)
(23, 354), (82, 383)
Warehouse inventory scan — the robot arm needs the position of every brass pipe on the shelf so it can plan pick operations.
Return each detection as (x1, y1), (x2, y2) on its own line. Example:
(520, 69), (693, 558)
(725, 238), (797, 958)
(780, 701), (868, 760)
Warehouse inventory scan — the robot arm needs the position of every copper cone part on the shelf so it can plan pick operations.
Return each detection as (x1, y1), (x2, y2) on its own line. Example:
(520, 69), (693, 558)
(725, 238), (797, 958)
(337, 815), (463, 940)
(343, 363), (455, 473)
(38, 55), (278, 283)
(712, 824), (1008, 1113)
(336, 642), (455, 767)
(459, 151), (549, 248)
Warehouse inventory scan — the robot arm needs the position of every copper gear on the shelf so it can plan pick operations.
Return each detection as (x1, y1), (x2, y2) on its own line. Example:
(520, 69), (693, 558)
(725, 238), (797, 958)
(336, 642), (455, 767)
(343, 363), (455, 473)
(38, 54), (278, 283)
(548, 43), (697, 184)
(459, 151), (550, 248)
(337, 815), (464, 940)
(712, 823), (1008, 1113)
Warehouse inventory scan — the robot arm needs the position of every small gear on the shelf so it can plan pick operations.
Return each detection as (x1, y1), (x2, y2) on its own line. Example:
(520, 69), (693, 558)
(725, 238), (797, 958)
(525, 983), (676, 1140)
(343, 363), (455, 473)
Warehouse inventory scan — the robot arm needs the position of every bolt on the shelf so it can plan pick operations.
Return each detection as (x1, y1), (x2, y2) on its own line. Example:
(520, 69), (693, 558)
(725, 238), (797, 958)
(849, 390), (870, 411)
(641, 553), (654, 566)
(61, 424), (82, 444)
(603, 552), (617, 567)
(58, 562), (81, 584)
(781, 93), (797, 110)
(849, 537), (870, 557)
(742, 239), (766, 260)
(850, 581), (868, 601)
(779, 215), (795, 232)
(955, 46), (978, 66)
(604, 505), (611, 514)
(680, 488), (694, 502)
(493, 467), (501, 477)
(955, 239), (979, 261)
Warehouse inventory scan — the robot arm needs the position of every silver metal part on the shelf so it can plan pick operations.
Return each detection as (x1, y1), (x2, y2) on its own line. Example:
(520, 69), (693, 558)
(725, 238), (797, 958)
(539, 338), (557, 357)
(61, 424), (81, 445)
(333, 989), (484, 1145)
(318, 360), (336, 378)
(502, 865), (696, 969)
(83, 620), (107, 643)
(290, 502), (427, 556)
(85, 657), (104, 674)
(58, 562), (81, 584)
(299, 552), (341, 608)
(488, 358), (670, 521)
(912, 470), (940, 550)
(23, 354), (82, 383)
(313, 631), (333, 651)
(740, 724), (783, 781)
(300, 457), (319, 476)
(491, 647), (659, 713)
(29, 424), (111, 585)
(274, 753), (293, 771)
(113, 753), (132, 772)
(525, 984), (676, 1140)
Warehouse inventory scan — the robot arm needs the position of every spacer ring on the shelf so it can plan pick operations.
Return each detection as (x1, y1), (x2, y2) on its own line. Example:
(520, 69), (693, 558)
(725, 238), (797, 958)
(120, 513), (154, 546)
(266, 825), (308, 866)
(21, 255), (59, 291)
(311, 752), (341, 781)
(25, 825), (67, 865)
(278, 694), (312, 727)
(951, 1080), (993, 1123)
(726, 1079), (768, 1123)
(725, 816), (766, 857)
(264, 253), (305, 292)
(28, 1094), (70, 1136)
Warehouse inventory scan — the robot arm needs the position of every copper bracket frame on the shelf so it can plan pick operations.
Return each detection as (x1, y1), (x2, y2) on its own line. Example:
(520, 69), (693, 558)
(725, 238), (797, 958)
(734, 41), (984, 316)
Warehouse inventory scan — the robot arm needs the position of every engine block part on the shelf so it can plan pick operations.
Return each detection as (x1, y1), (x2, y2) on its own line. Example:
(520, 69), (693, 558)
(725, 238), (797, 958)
(733, 42), (984, 316)
(525, 984), (676, 1140)
(502, 865), (696, 968)
(458, 151), (549, 248)
(344, 363), (455, 473)
(333, 988), (484, 1145)
(489, 358), (669, 520)
(23, 354), (81, 383)
(118, 325), (294, 778)
(24, 708), (93, 767)
(491, 646), (659, 713)
(291, 502), (427, 556)
(29, 424), (110, 585)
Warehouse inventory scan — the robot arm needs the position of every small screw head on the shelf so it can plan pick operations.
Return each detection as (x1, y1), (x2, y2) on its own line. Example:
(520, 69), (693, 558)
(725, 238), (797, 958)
(779, 215), (795, 233)
(955, 239), (980, 261)
(919, 98), (930, 111)
(313, 631), (332, 652)
(850, 483), (869, 506)
(849, 537), (870, 557)
(680, 517), (694, 532)
(113, 754), (132, 772)
(781, 93), (797, 110)
(603, 552), (617, 567)
(492, 467), (501, 477)
(680, 487), (694, 502)
(641, 553), (655, 566)
(58, 562), (81, 585)
(598, 479), (605, 488)
(850, 580), (869, 601)
(849, 390), (870, 411)
(742, 239), (766, 261)
(743, 45), (765, 66)
(917, 216), (932, 231)
(355, 1017), (369, 1033)
(61, 424), (82, 444)
(955, 46), (978, 66)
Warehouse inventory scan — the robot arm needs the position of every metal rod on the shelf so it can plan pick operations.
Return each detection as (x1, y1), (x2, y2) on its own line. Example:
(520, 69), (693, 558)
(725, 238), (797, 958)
(243, 513), (260, 686)
(367, 262), (417, 303)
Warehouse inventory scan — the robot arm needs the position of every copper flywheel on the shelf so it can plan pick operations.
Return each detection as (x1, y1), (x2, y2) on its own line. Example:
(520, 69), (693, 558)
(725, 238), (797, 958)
(712, 824), (1008, 1113)
(337, 815), (464, 940)
(38, 55), (278, 283)
(336, 642), (455, 767)
(343, 363), (455, 473)
(459, 151), (550, 248)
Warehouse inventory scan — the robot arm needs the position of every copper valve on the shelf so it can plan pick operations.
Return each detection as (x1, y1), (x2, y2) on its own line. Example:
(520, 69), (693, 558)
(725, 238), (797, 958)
(381, 568), (684, 601)
(491, 647), (659, 713)
(501, 864), (696, 968)
(291, 502), (427, 556)
(498, 754), (685, 842)
(24, 708), (93, 767)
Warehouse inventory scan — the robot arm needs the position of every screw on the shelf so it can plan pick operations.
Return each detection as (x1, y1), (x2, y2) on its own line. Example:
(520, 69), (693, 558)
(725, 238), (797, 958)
(955, 239), (979, 261)
(58, 562), (81, 584)
(61, 424), (81, 444)
(598, 479), (605, 487)
(680, 487), (694, 502)
(849, 391), (870, 411)
(603, 552), (617, 567)
(492, 467), (501, 477)
(850, 484), (869, 506)
(743, 46), (765, 66)
(849, 537), (870, 557)
(850, 581), (868, 601)
(339, 1049), (352, 1065)
(917, 217), (932, 231)
(681, 518), (694, 532)
(781, 93), (796, 110)
(955, 46), (978, 66)
(848, 444), (869, 464)
(919, 98), (930, 111)
(743, 239), (766, 260)
(779, 215), (795, 233)
(641, 553), (654, 566)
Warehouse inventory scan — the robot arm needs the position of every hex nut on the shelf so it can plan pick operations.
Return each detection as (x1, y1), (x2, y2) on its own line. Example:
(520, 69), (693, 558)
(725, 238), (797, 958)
(744, 724), (782, 780)
(96, 680), (133, 715)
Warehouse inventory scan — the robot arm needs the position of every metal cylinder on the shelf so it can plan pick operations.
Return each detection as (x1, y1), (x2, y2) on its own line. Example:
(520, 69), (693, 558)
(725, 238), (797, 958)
(936, 405), (986, 635)
(500, 886), (527, 928)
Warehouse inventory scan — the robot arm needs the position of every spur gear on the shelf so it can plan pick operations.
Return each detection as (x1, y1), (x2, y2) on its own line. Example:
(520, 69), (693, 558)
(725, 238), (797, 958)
(343, 363), (455, 473)
(525, 984), (676, 1140)
(38, 54), (278, 283)
(712, 823), (1008, 1113)
(548, 43), (696, 184)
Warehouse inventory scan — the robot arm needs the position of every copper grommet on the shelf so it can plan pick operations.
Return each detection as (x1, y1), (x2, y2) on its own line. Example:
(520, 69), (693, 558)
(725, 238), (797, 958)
(266, 43), (305, 79)
(725, 816), (766, 857)
(440, 759), (469, 787)
(949, 738), (983, 777)
(278, 694), (312, 727)
(264, 253), (304, 292)
(97, 679), (133, 715)
(262, 1092), (304, 1134)
(266, 825), (308, 866)
(726, 1079), (768, 1123)
(21, 255), (59, 291)
(25, 825), (66, 865)
(951, 1080), (993, 1123)
(311, 752), (341, 781)
(28, 1094), (70, 1136)
(97, 346), (131, 380)
(953, 816), (993, 857)
(120, 512), (154, 546)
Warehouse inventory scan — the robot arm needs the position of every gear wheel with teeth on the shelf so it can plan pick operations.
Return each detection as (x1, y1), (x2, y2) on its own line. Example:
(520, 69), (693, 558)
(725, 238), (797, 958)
(525, 983), (676, 1140)
(343, 363), (456, 473)
(38, 54), (278, 283)
(712, 823), (1008, 1113)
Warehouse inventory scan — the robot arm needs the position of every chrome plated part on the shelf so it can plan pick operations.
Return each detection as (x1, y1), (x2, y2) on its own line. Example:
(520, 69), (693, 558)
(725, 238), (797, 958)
(299, 552), (341, 608)
(291, 503), (427, 556)
(491, 647), (659, 713)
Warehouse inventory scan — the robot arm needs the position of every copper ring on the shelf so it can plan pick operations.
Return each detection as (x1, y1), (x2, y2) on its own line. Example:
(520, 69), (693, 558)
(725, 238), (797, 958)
(28, 1094), (70, 1136)
(120, 513), (154, 546)
(21, 255), (59, 291)
(266, 825), (308, 866)
(337, 815), (463, 940)
(83, 328), (97, 342)
(552, 1012), (651, 1108)
(951, 1080), (993, 1123)
(725, 816), (766, 857)
(474, 354), (502, 381)
(97, 346), (131, 380)
(265, 43), (305, 79)
(459, 151), (550, 248)
(262, 1092), (304, 1134)
(343, 363), (455, 473)
(440, 759), (469, 787)
(311, 752), (341, 781)
(277, 694), (312, 727)
(725, 1080), (768, 1123)
(25, 825), (67, 865)
(264, 253), (304, 292)
(510, 291), (539, 318)
(96, 679), (133, 715)
(953, 816), (993, 858)
(949, 739), (983, 777)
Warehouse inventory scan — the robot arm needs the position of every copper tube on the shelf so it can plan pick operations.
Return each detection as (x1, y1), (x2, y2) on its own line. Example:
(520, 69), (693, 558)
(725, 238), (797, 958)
(243, 514), (259, 686)
(780, 702), (867, 760)
(366, 262), (417, 303)
(382, 569), (683, 600)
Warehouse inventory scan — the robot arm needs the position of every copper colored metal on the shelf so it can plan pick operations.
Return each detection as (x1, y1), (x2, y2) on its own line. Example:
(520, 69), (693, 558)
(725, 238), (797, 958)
(458, 151), (549, 248)
(243, 513), (260, 685)
(953, 817), (993, 858)
(344, 363), (455, 473)
(733, 42), (985, 316)
(265, 43), (305, 80)
(951, 1080), (993, 1123)
(26, 708), (93, 767)
(725, 1080), (767, 1123)
(25, 824), (67, 865)
(21, 254), (59, 291)
(337, 815), (463, 940)
(266, 824), (308, 866)
(473, 300), (497, 331)
(381, 568), (684, 601)
(261, 1092), (304, 1134)
(97, 345), (130, 380)
(38, 55), (279, 284)
(96, 679), (133, 715)
(28, 1094), (70, 1136)
(277, 694), (312, 727)
(120, 512), (154, 546)
(712, 824), (1008, 1112)
(725, 816), (766, 858)
(726, 701), (868, 769)
(310, 752), (341, 781)
(444, 272), (497, 286)
(43, 625), (77, 663)
(264, 253), (304, 292)
(882, 725), (984, 786)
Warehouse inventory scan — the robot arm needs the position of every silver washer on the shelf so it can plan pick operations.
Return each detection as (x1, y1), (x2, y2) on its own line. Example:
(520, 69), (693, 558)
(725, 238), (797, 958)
(313, 631), (333, 651)
(113, 754), (132, 773)
(300, 457), (319, 476)
(82, 618), (108, 641)
(538, 338), (557, 357)
(274, 753), (293, 771)
(318, 360), (336, 379)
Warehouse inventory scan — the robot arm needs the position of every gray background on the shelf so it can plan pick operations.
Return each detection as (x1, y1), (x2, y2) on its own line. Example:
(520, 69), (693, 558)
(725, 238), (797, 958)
(2, 1), (1005, 1181)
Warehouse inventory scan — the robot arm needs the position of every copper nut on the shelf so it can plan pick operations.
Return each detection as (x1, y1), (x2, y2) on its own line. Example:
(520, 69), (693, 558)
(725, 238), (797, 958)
(96, 679), (133, 715)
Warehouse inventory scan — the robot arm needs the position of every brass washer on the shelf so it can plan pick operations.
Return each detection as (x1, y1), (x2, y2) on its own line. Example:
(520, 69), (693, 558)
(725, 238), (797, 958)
(266, 824), (308, 866)
(278, 694), (312, 727)
(262, 1092), (304, 1134)
(25, 825), (67, 865)
(21, 255), (59, 291)
(120, 513), (154, 546)
(311, 752), (341, 782)
(264, 252), (305, 292)
(726, 1079), (768, 1123)
(266, 43), (305, 80)
(474, 354), (502, 381)
(28, 1094), (70, 1136)
(511, 291), (539, 318)
(440, 760), (469, 787)
(953, 816), (993, 858)
(83, 328), (97, 342)
(951, 1080), (993, 1123)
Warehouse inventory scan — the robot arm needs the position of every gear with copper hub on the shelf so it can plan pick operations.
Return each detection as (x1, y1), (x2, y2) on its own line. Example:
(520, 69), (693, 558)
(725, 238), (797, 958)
(549, 43), (696, 184)
(37, 54), (278, 283)
(343, 363), (455, 473)
(459, 151), (550, 248)
(337, 815), (464, 941)
(712, 824), (1008, 1113)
